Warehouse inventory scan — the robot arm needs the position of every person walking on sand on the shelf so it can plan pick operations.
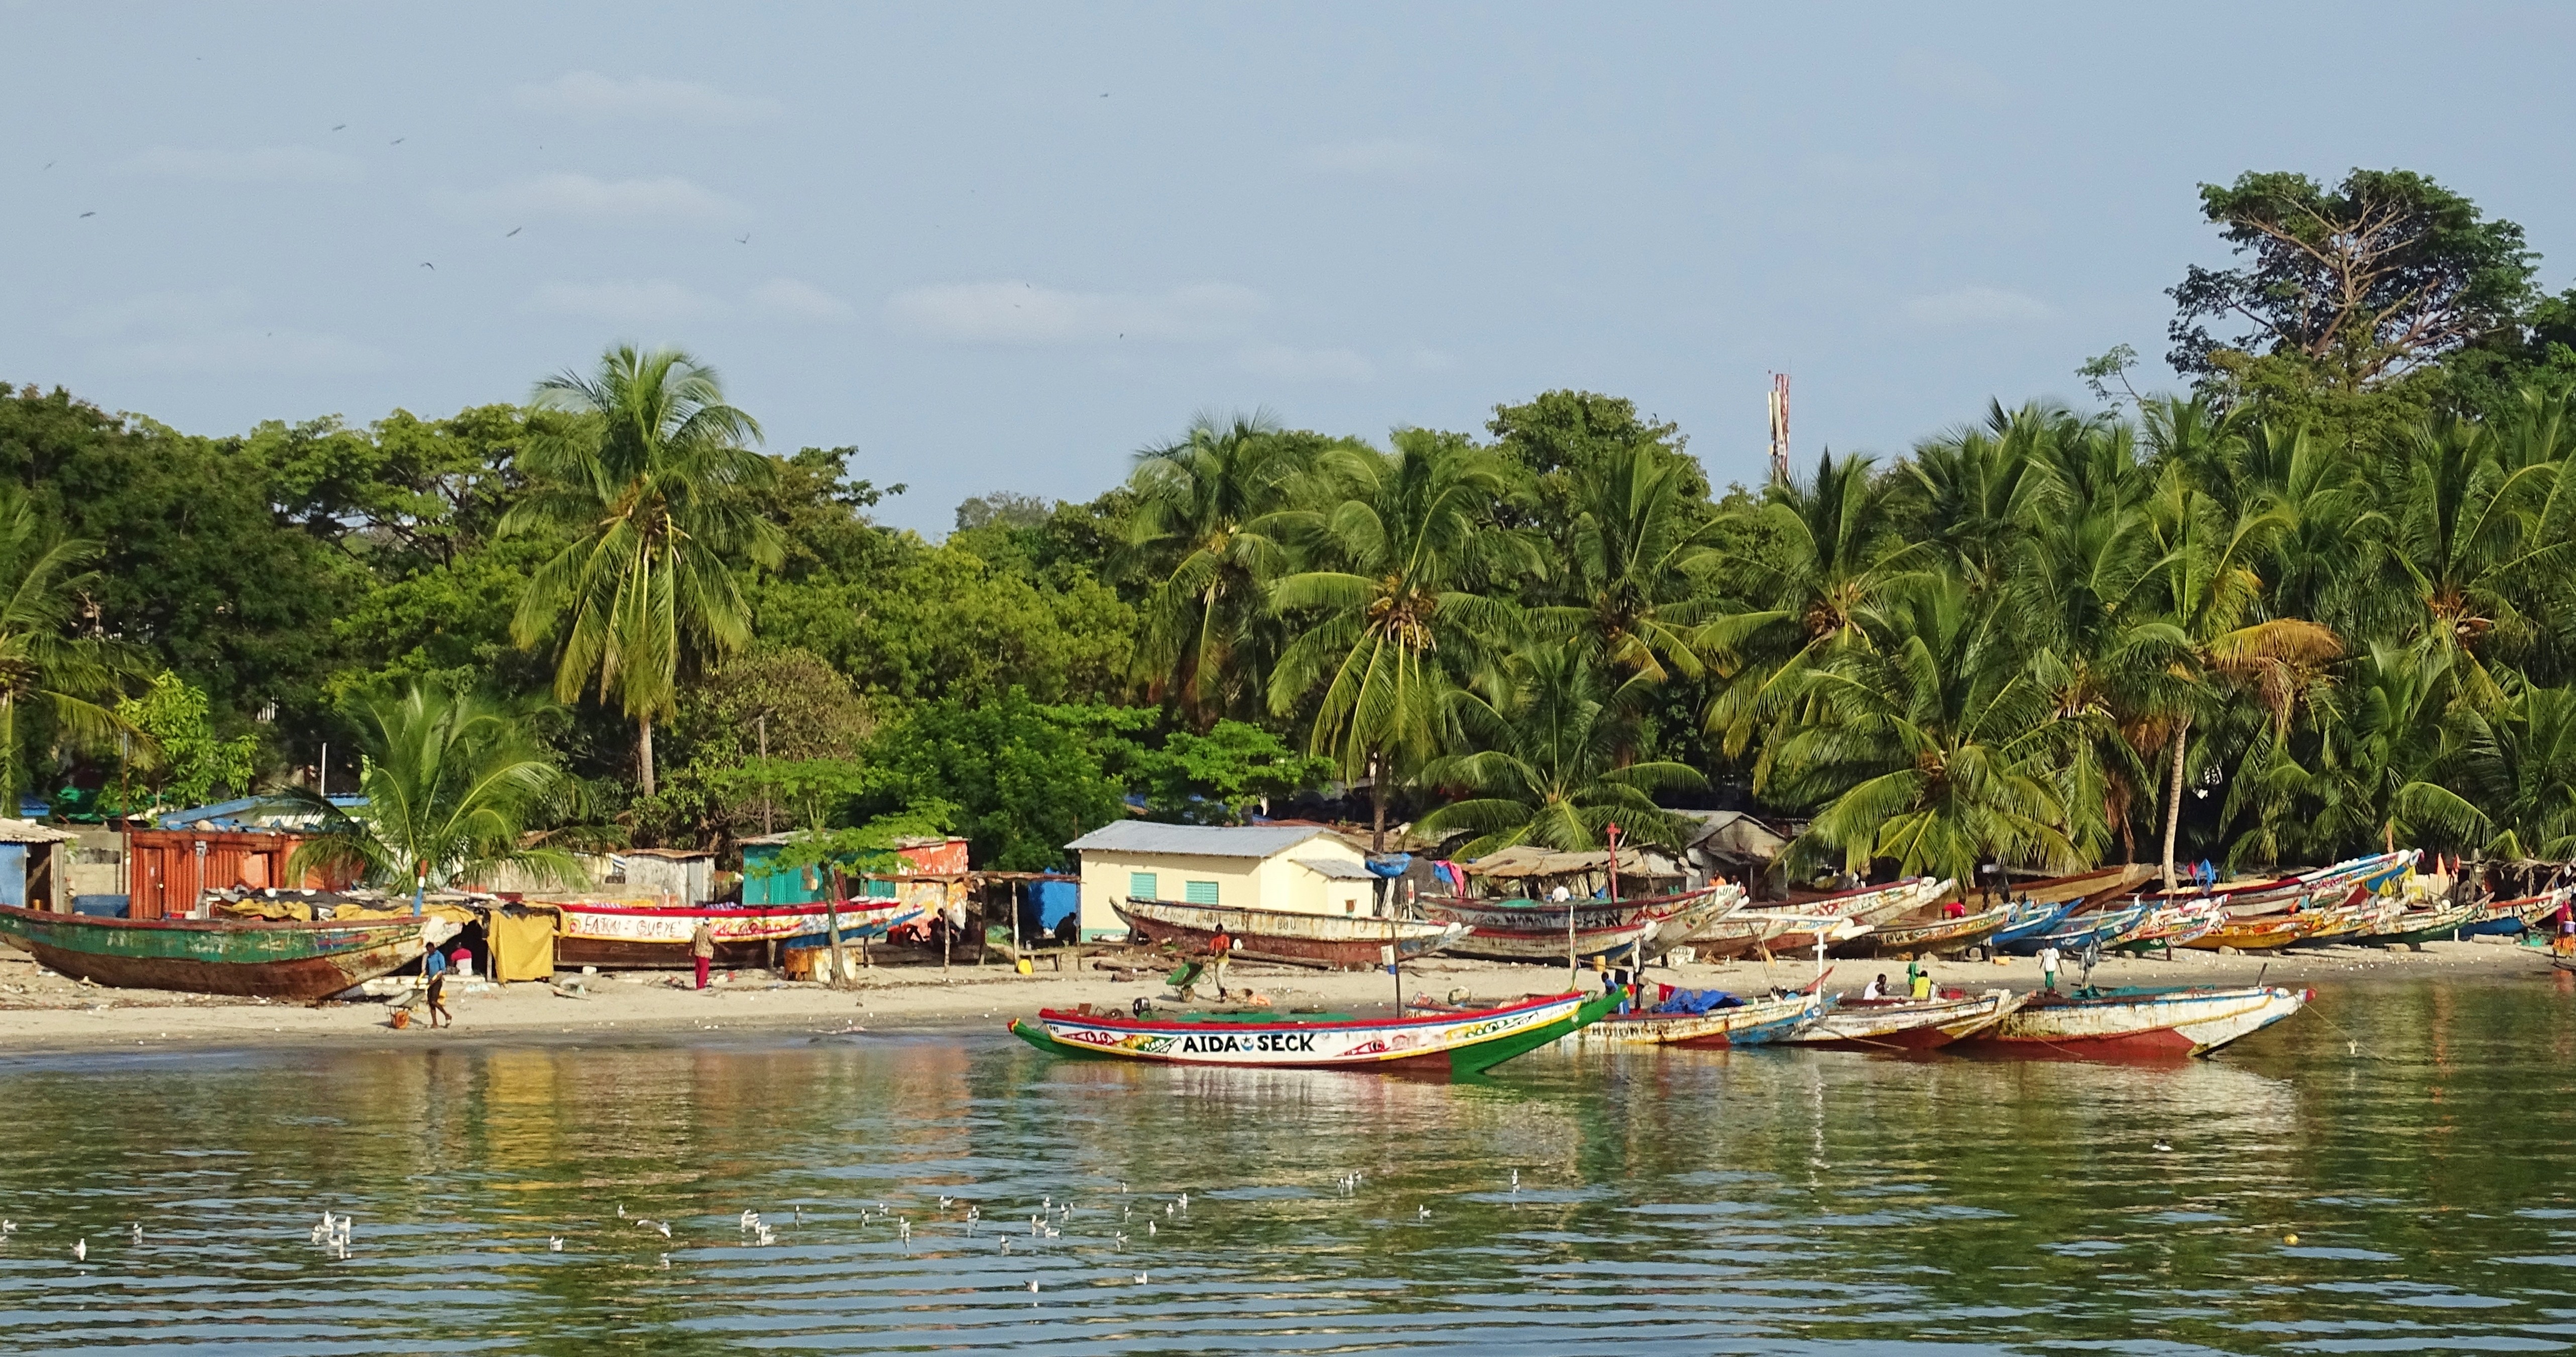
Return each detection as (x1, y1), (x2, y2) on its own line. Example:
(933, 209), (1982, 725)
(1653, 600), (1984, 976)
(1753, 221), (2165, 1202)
(1208, 928), (1234, 999)
(2038, 943), (2062, 994)
(691, 918), (715, 990)
(425, 961), (452, 1029)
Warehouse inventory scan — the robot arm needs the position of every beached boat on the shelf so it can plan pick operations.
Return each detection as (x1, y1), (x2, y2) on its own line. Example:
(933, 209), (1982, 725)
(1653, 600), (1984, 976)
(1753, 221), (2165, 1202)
(2178, 913), (2307, 952)
(1782, 988), (2028, 1051)
(1574, 988), (1822, 1048)
(1114, 898), (1466, 970)
(1990, 898), (2078, 949)
(1419, 884), (1741, 964)
(2004, 901), (2150, 956)
(1008, 988), (1617, 1073)
(1964, 984), (2310, 1058)
(1692, 877), (1949, 959)
(0, 903), (460, 1000)
(2350, 897), (2485, 947)
(2463, 889), (2569, 938)
(550, 900), (922, 970)
(1832, 904), (2013, 958)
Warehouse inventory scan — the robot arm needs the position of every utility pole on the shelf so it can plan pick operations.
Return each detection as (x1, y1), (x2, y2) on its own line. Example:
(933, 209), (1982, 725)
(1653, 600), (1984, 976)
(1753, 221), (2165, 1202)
(1768, 373), (1791, 484)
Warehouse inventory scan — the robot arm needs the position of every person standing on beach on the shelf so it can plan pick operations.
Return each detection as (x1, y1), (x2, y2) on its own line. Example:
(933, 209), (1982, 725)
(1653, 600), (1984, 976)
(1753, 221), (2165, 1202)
(2038, 944), (2061, 994)
(1208, 928), (1234, 999)
(425, 963), (452, 1029)
(690, 919), (715, 990)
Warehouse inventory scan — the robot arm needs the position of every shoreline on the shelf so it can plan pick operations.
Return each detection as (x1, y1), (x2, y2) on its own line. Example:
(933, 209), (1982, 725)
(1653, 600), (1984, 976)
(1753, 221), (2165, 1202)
(2, 936), (2561, 1059)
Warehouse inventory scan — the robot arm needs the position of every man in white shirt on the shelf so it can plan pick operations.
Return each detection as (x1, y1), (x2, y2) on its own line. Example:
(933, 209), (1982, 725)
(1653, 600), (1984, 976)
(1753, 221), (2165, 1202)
(2038, 944), (2062, 994)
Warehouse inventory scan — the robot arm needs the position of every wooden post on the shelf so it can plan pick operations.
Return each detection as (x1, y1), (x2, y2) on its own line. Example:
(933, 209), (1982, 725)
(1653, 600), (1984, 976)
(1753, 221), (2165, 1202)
(1389, 915), (1402, 1011)
(826, 868), (851, 989)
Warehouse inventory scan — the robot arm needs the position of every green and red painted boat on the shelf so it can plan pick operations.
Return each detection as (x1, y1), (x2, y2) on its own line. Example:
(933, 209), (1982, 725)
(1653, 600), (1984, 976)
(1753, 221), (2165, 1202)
(1010, 988), (1620, 1074)
(0, 904), (460, 1000)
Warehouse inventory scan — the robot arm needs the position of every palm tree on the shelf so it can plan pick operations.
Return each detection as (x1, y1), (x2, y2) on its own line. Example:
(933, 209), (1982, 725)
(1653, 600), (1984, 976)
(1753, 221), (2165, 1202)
(2138, 469), (2342, 887)
(1266, 429), (1539, 850)
(2450, 677), (2576, 860)
(1700, 449), (1918, 764)
(1413, 647), (1705, 858)
(503, 345), (785, 797)
(1119, 411), (1306, 726)
(282, 683), (579, 893)
(2270, 642), (2485, 860)
(1529, 442), (1717, 687)
(1763, 574), (2075, 886)
(0, 488), (146, 808)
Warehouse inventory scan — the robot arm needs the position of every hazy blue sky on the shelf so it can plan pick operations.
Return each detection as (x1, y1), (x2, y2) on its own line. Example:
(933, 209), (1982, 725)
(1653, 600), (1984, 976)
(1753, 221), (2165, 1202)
(6, 4), (2570, 531)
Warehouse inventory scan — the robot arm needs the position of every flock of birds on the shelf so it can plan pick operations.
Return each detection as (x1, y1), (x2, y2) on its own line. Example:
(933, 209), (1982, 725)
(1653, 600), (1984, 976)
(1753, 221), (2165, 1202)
(5, 1170), (1500, 1289)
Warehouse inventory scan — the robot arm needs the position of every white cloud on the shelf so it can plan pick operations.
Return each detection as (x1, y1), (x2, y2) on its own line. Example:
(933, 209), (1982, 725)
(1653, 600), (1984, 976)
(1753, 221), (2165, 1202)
(1895, 51), (2010, 108)
(1297, 137), (1441, 176)
(749, 278), (852, 321)
(118, 145), (364, 184)
(527, 279), (719, 323)
(1404, 346), (1460, 372)
(442, 173), (749, 225)
(1902, 286), (2055, 327)
(886, 281), (1265, 344)
(1236, 345), (1375, 383)
(70, 289), (386, 375)
(514, 71), (784, 126)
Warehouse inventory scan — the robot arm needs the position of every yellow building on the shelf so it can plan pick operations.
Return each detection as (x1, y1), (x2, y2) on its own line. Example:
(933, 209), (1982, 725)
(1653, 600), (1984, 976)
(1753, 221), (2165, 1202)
(1064, 823), (1377, 941)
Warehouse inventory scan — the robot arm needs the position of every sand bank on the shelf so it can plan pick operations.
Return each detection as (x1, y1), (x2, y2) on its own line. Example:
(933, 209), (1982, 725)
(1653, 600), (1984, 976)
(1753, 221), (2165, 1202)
(0, 934), (2561, 1057)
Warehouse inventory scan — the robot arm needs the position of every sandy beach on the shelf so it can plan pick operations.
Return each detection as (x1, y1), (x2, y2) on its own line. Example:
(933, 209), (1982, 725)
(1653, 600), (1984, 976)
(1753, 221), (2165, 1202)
(2, 934), (2561, 1057)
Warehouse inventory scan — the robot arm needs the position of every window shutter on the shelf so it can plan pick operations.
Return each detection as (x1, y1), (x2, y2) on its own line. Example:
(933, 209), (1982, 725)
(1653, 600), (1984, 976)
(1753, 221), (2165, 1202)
(1184, 879), (1220, 905)
(1128, 871), (1158, 900)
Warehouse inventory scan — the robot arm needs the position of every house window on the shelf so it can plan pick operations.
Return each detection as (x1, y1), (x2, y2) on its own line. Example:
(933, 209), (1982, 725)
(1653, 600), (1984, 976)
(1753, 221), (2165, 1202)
(1184, 880), (1220, 905)
(1128, 871), (1159, 900)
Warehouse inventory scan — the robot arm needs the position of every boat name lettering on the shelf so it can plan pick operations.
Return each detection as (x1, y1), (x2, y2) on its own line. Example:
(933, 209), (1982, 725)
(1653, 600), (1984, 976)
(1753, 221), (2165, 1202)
(1175, 1031), (1318, 1054)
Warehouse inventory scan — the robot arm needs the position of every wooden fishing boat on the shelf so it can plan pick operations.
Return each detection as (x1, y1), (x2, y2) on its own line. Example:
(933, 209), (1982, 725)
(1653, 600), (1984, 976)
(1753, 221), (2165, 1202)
(2162, 849), (2421, 918)
(1114, 897), (1466, 970)
(1964, 984), (2310, 1058)
(1009, 988), (1617, 1073)
(2006, 864), (2160, 909)
(0, 903), (459, 1000)
(1990, 898), (2079, 949)
(1418, 884), (1741, 964)
(1573, 989), (1823, 1048)
(2350, 897), (2484, 947)
(2179, 913), (2306, 952)
(1782, 988), (2028, 1050)
(550, 900), (922, 970)
(1692, 876), (1949, 959)
(2004, 901), (2149, 956)
(2463, 889), (2570, 937)
(1832, 904), (2012, 958)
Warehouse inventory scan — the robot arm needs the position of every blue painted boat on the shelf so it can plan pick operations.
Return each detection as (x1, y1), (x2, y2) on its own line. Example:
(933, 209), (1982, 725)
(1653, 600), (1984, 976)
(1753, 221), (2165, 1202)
(2461, 889), (2567, 938)
(1990, 899), (2077, 951)
(2005, 902), (2148, 956)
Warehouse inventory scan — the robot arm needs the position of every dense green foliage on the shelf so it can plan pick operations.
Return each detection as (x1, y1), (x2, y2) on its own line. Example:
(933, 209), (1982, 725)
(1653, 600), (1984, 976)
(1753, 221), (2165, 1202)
(9, 166), (2576, 883)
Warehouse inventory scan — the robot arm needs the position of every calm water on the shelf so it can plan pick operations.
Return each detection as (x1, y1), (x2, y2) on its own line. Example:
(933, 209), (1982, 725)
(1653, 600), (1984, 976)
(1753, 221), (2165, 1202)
(5, 977), (2576, 1355)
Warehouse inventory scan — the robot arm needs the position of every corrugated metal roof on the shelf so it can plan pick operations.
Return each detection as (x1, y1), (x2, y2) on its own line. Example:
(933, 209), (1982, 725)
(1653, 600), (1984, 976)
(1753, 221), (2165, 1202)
(154, 795), (366, 833)
(1293, 856), (1376, 880)
(0, 818), (75, 844)
(1065, 822), (1349, 858)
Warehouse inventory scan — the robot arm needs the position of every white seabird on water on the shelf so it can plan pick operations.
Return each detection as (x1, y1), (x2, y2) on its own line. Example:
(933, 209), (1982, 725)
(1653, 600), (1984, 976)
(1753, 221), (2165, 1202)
(73, 1239), (85, 1262)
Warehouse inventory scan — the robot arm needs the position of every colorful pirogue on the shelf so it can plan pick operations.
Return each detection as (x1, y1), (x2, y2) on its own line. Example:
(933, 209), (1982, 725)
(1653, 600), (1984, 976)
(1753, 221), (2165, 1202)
(0, 904), (458, 1000)
(1416, 883), (1743, 964)
(1010, 989), (1621, 1074)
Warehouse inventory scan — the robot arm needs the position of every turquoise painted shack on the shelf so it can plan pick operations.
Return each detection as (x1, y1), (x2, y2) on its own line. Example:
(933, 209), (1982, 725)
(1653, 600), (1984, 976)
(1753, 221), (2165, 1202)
(738, 834), (956, 904)
(0, 819), (75, 910)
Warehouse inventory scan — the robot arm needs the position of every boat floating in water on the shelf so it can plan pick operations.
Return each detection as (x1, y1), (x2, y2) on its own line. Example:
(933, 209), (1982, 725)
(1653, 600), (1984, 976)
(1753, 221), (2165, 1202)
(1963, 984), (2310, 1059)
(1573, 988), (1823, 1048)
(1009, 988), (1618, 1073)
(0, 903), (460, 1000)
(1782, 988), (2028, 1050)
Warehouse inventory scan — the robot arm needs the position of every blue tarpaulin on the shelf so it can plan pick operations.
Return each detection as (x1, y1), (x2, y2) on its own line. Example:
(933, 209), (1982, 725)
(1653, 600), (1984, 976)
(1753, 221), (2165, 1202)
(1653, 987), (1742, 1015)
(1030, 879), (1080, 930)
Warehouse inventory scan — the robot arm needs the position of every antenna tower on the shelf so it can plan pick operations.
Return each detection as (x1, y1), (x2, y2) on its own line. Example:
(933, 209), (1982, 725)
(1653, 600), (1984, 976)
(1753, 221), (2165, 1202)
(1766, 373), (1791, 483)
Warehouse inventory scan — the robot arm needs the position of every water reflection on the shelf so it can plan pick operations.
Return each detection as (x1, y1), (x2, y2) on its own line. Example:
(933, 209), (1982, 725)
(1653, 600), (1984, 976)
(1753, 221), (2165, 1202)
(0, 978), (2571, 1353)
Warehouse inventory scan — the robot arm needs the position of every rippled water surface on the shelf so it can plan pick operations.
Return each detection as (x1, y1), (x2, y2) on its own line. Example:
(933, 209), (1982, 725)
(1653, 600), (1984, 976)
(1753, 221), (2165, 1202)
(6, 976), (2576, 1354)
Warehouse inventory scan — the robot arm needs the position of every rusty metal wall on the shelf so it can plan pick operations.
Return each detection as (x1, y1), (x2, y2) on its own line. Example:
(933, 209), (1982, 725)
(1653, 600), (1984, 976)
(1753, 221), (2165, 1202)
(124, 830), (347, 919)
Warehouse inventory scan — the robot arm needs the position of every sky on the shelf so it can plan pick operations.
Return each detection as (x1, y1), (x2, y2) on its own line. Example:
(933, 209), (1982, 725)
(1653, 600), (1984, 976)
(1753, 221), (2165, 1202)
(5, 3), (2571, 533)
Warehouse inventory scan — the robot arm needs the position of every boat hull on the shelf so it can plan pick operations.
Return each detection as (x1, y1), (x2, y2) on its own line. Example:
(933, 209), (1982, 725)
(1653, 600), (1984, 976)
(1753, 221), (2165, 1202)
(1113, 899), (1464, 970)
(1421, 885), (1742, 964)
(1574, 991), (1822, 1048)
(1966, 985), (2309, 1058)
(1009, 989), (1615, 1073)
(550, 901), (921, 970)
(1783, 989), (2027, 1050)
(1833, 906), (2012, 958)
(0, 904), (457, 1000)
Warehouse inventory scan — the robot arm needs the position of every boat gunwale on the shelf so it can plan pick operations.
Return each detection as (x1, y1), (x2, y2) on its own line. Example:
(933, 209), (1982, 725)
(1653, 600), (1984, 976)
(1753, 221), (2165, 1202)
(0, 903), (423, 936)
(1032, 989), (1579, 1036)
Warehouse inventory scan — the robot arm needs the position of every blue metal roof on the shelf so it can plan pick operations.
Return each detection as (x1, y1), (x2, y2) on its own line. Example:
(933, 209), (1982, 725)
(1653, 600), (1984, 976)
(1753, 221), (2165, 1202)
(155, 795), (366, 832)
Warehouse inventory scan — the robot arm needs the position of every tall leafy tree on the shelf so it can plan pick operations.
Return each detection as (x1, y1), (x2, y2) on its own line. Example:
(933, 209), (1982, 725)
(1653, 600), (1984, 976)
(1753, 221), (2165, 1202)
(0, 488), (144, 808)
(1414, 646), (1704, 858)
(1530, 442), (1718, 686)
(1119, 412), (1306, 725)
(1268, 429), (1538, 850)
(1764, 574), (2074, 886)
(503, 346), (784, 796)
